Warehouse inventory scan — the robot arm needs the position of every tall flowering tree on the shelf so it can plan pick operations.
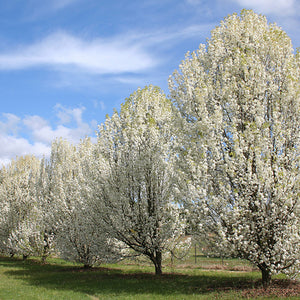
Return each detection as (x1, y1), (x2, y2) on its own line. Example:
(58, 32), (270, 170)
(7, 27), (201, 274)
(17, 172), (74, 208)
(169, 10), (300, 286)
(94, 86), (185, 275)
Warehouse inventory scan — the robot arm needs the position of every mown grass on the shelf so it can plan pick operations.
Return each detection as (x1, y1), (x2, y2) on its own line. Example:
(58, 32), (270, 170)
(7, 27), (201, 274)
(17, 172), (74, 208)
(0, 255), (298, 299)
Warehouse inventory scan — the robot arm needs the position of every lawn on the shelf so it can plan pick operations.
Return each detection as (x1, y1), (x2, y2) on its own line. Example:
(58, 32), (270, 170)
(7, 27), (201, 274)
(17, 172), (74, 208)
(0, 255), (299, 299)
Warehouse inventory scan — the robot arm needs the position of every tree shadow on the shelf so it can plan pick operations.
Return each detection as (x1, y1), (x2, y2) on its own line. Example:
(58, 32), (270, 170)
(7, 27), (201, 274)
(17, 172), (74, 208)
(0, 256), (262, 298)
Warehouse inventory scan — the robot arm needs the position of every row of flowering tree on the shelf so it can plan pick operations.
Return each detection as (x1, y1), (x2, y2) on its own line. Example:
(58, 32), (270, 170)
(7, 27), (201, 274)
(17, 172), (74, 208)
(0, 10), (299, 286)
(0, 86), (188, 275)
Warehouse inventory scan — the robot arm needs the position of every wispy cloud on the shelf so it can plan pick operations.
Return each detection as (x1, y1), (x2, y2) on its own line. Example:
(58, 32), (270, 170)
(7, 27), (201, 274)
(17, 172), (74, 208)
(0, 24), (215, 91)
(125, 23), (214, 49)
(0, 31), (156, 74)
(50, 0), (79, 10)
(31, 0), (80, 17)
(0, 21), (216, 75)
(185, 0), (203, 5)
(230, 0), (298, 16)
(92, 100), (106, 111)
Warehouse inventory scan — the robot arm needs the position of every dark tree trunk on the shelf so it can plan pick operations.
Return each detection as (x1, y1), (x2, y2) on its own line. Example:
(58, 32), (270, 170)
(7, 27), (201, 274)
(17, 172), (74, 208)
(150, 250), (162, 275)
(83, 264), (92, 269)
(259, 264), (272, 287)
(41, 232), (50, 263)
(22, 255), (28, 261)
(154, 262), (162, 275)
(41, 244), (49, 263)
(261, 268), (272, 287)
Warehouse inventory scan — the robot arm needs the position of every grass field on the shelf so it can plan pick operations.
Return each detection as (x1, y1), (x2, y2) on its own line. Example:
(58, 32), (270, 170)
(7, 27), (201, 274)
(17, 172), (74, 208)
(0, 255), (299, 299)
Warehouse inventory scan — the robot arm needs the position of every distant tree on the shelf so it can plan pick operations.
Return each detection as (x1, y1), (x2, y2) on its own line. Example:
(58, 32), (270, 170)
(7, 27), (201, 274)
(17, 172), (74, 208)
(93, 86), (185, 275)
(34, 157), (57, 262)
(169, 10), (300, 286)
(0, 155), (43, 259)
(0, 167), (8, 254)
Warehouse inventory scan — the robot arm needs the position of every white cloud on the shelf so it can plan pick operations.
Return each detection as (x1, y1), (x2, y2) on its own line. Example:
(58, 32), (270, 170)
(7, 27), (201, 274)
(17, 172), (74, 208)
(0, 104), (95, 166)
(22, 115), (48, 130)
(26, 123), (89, 144)
(54, 104), (86, 125)
(0, 113), (21, 135)
(0, 134), (51, 166)
(0, 22), (215, 77)
(24, 105), (93, 144)
(231, 0), (297, 16)
(0, 31), (156, 74)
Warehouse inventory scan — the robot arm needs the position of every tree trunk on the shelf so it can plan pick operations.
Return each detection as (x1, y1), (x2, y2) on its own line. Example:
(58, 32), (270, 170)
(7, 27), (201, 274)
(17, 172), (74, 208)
(83, 264), (92, 269)
(41, 233), (50, 263)
(41, 255), (47, 263)
(22, 255), (28, 261)
(154, 261), (162, 275)
(150, 250), (162, 275)
(41, 244), (49, 263)
(259, 264), (272, 287)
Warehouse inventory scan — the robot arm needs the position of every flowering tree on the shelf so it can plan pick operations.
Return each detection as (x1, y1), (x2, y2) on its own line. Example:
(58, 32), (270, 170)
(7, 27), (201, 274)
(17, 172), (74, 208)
(169, 10), (300, 286)
(49, 138), (123, 268)
(0, 155), (43, 259)
(34, 157), (57, 262)
(0, 168), (8, 254)
(94, 86), (185, 275)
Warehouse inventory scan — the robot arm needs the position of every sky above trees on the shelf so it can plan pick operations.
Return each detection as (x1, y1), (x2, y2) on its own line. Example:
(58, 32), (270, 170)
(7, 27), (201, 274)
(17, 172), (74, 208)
(0, 0), (299, 165)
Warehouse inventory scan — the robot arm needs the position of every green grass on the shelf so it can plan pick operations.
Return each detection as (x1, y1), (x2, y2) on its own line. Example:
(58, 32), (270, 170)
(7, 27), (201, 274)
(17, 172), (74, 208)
(0, 256), (298, 299)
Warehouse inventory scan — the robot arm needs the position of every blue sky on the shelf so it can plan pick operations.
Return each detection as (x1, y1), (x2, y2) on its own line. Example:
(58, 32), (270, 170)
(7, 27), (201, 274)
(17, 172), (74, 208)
(0, 0), (299, 165)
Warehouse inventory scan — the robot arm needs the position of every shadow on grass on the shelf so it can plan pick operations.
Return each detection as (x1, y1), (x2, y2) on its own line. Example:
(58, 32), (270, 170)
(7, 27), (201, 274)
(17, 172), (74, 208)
(0, 256), (260, 297)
